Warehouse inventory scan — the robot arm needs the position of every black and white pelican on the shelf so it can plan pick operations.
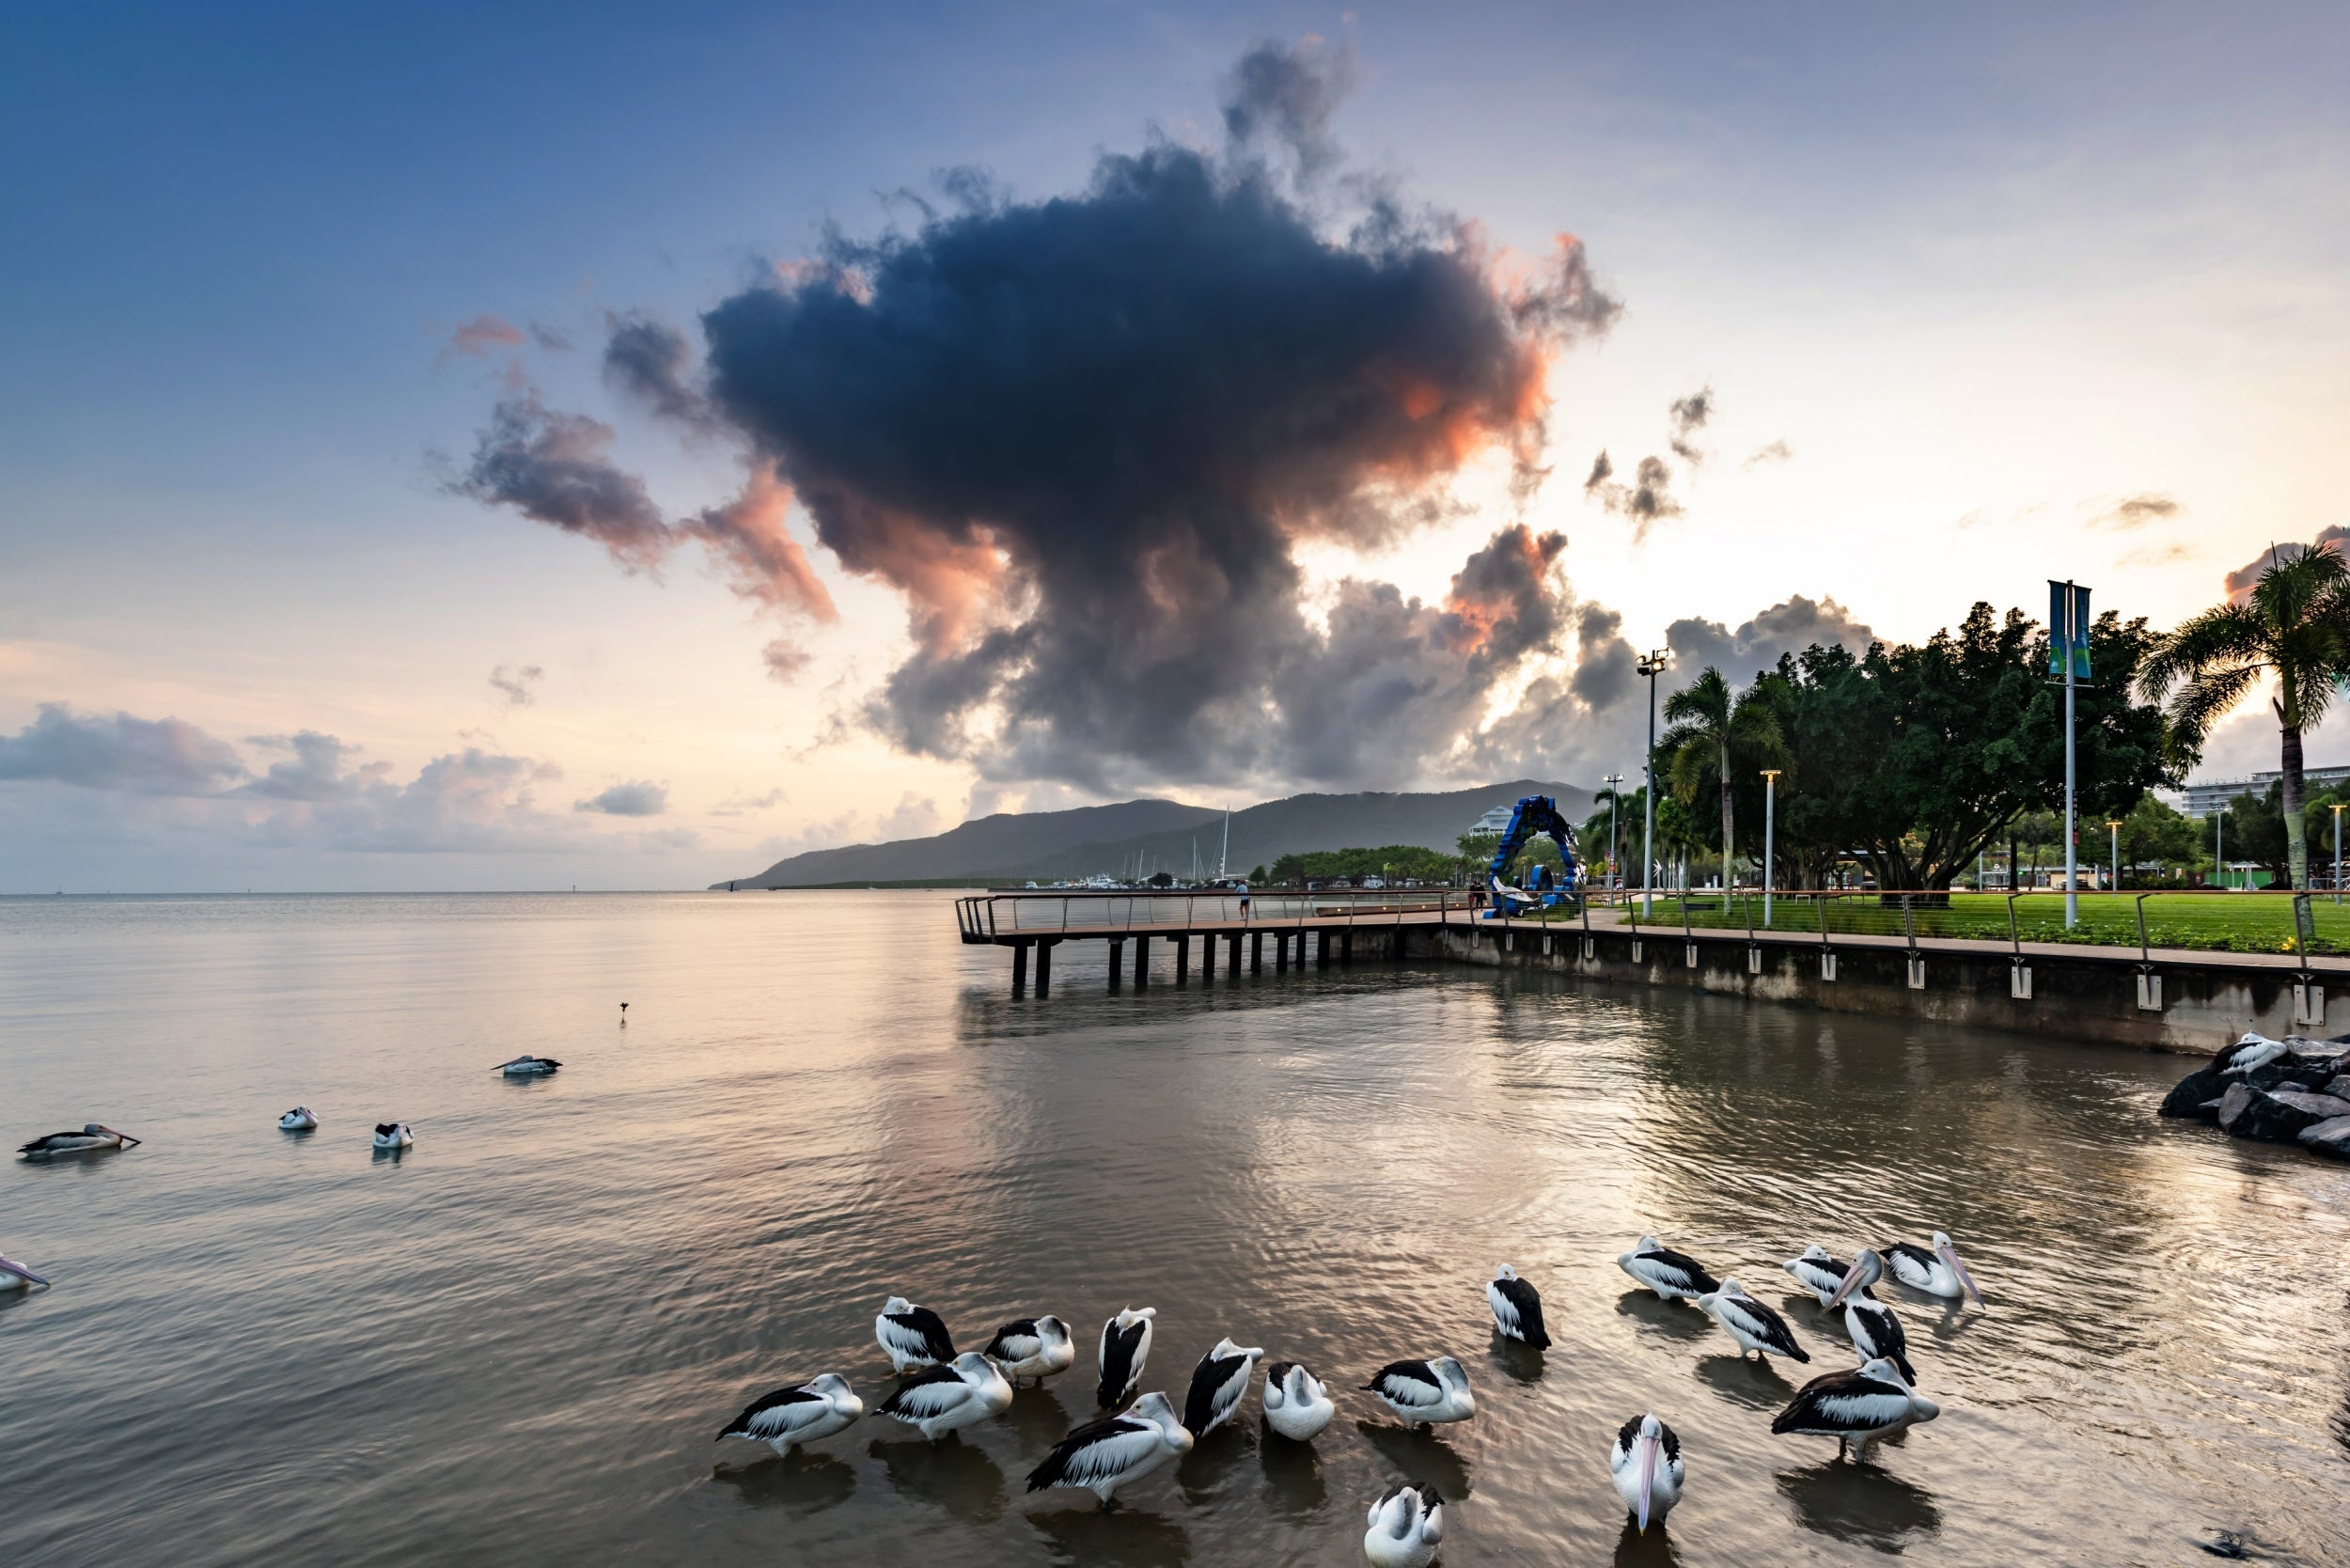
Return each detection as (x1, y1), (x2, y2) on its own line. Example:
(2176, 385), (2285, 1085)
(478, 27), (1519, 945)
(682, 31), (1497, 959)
(1782, 1244), (1856, 1308)
(371, 1121), (413, 1150)
(1770, 1356), (1941, 1460)
(1842, 1295), (1917, 1384)
(715, 1373), (864, 1454)
(1828, 1238), (1984, 1308)
(0, 1254), (52, 1292)
(1486, 1263), (1551, 1349)
(875, 1295), (956, 1373)
(1609, 1412), (1684, 1533)
(1096, 1306), (1156, 1408)
(1362, 1482), (1444, 1568)
(1181, 1337), (1263, 1437)
(1261, 1360), (1335, 1441)
(1618, 1234), (1720, 1301)
(1362, 1356), (1476, 1429)
(1696, 1278), (1810, 1363)
(277, 1106), (318, 1131)
(1025, 1389), (1192, 1509)
(877, 1351), (1012, 1442)
(981, 1315), (1074, 1386)
(18, 1123), (140, 1158)
(494, 1055), (560, 1076)
(2216, 1032), (2289, 1075)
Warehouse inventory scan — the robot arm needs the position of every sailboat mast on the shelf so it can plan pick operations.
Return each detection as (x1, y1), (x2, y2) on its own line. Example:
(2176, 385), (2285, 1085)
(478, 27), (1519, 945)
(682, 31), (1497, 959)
(1218, 808), (1230, 881)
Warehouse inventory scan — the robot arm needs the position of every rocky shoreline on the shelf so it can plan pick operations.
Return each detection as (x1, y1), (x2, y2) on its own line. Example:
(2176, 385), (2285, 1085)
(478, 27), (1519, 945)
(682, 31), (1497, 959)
(2159, 1033), (2350, 1160)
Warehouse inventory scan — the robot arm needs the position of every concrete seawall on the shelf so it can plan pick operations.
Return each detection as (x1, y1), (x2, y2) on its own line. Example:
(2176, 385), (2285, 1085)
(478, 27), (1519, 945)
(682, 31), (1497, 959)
(1403, 922), (2338, 1053)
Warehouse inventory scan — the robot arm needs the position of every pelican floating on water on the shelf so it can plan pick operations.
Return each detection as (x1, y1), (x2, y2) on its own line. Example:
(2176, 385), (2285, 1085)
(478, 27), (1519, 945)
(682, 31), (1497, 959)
(715, 1373), (863, 1454)
(371, 1122), (413, 1150)
(1026, 1389), (1192, 1508)
(1618, 1235), (1720, 1301)
(1609, 1412), (1684, 1532)
(1362, 1483), (1444, 1568)
(1181, 1336), (1263, 1437)
(981, 1315), (1074, 1386)
(1783, 1244), (1856, 1307)
(1829, 1237), (1983, 1307)
(1096, 1306), (1155, 1409)
(1363, 1356), (1476, 1429)
(0, 1254), (52, 1291)
(494, 1056), (560, 1076)
(877, 1351), (1011, 1441)
(1486, 1263), (1551, 1349)
(1697, 1278), (1810, 1363)
(874, 1295), (956, 1373)
(277, 1106), (318, 1131)
(18, 1124), (140, 1158)
(1842, 1294), (1917, 1384)
(1261, 1360), (1334, 1441)
(1771, 1356), (1940, 1460)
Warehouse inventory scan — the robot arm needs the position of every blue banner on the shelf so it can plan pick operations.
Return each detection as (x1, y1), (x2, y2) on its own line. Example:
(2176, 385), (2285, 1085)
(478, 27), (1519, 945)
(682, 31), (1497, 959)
(2048, 580), (2092, 677)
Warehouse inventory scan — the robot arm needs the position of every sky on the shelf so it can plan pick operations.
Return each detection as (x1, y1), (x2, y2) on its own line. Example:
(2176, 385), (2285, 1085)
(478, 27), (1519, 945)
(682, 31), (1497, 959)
(3, 1), (2346, 891)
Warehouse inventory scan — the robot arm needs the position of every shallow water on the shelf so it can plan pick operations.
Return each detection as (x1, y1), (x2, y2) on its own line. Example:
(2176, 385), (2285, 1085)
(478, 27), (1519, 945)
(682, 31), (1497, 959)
(2, 890), (2345, 1565)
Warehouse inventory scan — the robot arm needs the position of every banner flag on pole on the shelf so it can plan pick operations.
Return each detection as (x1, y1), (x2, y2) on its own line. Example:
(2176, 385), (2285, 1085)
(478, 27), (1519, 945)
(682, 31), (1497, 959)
(2048, 580), (2092, 678)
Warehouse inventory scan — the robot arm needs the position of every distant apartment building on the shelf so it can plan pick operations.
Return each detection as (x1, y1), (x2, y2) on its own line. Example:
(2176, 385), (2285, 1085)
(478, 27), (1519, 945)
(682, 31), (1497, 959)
(2179, 763), (2350, 818)
(1469, 804), (1515, 835)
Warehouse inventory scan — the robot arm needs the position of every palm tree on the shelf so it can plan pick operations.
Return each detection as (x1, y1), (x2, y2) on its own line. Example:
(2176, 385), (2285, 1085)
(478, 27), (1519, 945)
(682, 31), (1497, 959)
(1661, 667), (1785, 900)
(2137, 541), (2350, 899)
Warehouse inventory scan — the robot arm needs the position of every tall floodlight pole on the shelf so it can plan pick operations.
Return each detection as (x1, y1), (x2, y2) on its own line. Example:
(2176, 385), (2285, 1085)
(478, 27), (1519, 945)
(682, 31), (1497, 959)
(2051, 580), (2090, 928)
(2333, 802), (2342, 903)
(1602, 773), (1623, 895)
(2107, 819), (2122, 893)
(2216, 807), (2224, 890)
(1761, 769), (1780, 926)
(1637, 651), (1670, 917)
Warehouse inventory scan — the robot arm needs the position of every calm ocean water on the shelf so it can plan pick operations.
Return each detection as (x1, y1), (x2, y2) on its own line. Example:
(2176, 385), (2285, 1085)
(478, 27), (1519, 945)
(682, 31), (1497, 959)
(2, 890), (2344, 1564)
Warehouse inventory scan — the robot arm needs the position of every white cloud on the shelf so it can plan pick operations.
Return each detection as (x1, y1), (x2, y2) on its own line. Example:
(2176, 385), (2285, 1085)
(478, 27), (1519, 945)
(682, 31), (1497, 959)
(574, 780), (668, 816)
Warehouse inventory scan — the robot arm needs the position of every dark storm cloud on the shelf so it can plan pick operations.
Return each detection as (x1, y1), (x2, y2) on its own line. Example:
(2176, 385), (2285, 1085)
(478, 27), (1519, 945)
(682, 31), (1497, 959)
(1221, 36), (1357, 180)
(1665, 595), (1875, 682)
(1584, 448), (1681, 537)
(448, 392), (672, 569)
(2225, 525), (2350, 602)
(602, 311), (711, 427)
(694, 126), (1615, 787)
(0, 703), (248, 794)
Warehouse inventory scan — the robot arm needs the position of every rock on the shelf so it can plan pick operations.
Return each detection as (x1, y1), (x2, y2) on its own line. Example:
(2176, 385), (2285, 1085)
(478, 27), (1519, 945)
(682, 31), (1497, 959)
(2301, 1117), (2350, 1158)
(2217, 1082), (2347, 1143)
(2160, 1066), (2230, 1118)
(2324, 1075), (2350, 1102)
(2244, 1060), (2319, 1092)
(2268, 1090), (2350, 1121)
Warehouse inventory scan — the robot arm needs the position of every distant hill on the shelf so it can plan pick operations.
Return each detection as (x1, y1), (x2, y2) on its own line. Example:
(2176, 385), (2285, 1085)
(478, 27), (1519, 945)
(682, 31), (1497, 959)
(713, 779), (1592, 888)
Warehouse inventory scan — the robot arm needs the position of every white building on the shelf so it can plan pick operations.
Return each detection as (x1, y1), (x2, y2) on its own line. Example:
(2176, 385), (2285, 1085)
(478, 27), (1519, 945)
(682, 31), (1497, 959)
(1469, 804), (1515, 836)
(2180, 764), (2350, 818)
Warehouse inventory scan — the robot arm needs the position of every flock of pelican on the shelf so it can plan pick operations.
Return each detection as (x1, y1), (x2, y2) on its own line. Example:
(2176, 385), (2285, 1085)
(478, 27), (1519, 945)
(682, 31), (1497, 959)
(711, 1230), (1983, 1560)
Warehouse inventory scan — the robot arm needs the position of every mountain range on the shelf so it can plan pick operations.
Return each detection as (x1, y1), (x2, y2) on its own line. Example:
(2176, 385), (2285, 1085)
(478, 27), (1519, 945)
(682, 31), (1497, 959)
(713, 779), (1594, 888)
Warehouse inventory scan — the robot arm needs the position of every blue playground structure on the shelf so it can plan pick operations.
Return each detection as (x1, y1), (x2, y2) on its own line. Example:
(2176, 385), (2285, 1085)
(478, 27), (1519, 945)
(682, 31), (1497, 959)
(1482, 795), (1583, 918)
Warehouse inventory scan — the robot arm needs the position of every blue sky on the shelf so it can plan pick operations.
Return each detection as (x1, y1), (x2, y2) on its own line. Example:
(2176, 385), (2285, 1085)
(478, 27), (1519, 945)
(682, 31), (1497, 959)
(3, 2), (2346, 888)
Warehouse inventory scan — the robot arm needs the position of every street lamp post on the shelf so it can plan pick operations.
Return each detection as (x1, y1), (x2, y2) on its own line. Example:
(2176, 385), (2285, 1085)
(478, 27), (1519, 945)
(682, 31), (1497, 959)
(2333, 802), (2342, 904)
(1637, 651), (1669, 917)
(1601, 772), (1624, 897)
(2215, 808), (2225, 891)
(2107, 819), (2123, 894)
(1761, 768), (1780, 926)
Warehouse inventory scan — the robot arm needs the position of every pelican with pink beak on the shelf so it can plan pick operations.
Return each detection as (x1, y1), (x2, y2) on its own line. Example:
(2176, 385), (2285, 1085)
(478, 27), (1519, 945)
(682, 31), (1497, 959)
(1827, 1233), (1984, 1309)
(0, 1254), (53, 1291)
(18, 1123), (141, 1158)
(1608, 1412), (1683, 1532)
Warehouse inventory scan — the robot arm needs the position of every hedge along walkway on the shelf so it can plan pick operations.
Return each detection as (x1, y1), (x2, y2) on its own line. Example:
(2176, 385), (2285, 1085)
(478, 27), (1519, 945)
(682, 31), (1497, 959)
(1574, 890), (2350, 960)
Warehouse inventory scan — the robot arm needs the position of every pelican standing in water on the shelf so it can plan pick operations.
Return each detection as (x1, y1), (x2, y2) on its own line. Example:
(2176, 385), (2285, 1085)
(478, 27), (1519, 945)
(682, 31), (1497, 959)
(1782, 1244), (1856, 1308)
(0, 1255), (52, 1292)
(1609, 1413), (1684, 1532)
(715, 1373), (863, 1455)
(1841, 1294), (1917, 1384)
(277, 1106), (318, 1131)
(1828, 1237), (1983, 1308)
(1181, 1337), (1263, 1437)
(1362, 1483), (1444, 1568)
(1618, 1235), (1720, 1301)
(1771, 1356), (1940, 1460)
(1026, 1390), (1192, 1509)
(1363, 1356), (1476, 1429)
(1486, 1263), (1552, 1350)
(371, 1121), (413, 1150)
(1261, 1361), (1335, 1441)
(18, 1124), (140, 1158)
(981, 1315), (1074, 1387)
(874, 1295), (956, 1373)
(877, 1352), (1012, 1442)
(1096, 1306), (1155, 1409)
(1696, 1278), (1810, 1364)
(494, 1056), (560, 1076)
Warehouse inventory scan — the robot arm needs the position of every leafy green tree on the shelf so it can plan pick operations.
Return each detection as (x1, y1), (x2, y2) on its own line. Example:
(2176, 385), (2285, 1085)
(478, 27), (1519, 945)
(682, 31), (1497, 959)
(2138, 541), (2350, 896)
(2116, 792), (2203, 881)
(1661, 667), (1785, 893)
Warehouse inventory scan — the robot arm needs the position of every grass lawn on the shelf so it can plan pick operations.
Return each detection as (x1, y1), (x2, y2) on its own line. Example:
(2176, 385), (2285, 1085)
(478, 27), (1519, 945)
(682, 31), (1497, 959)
(1567, 890), (2350, 957)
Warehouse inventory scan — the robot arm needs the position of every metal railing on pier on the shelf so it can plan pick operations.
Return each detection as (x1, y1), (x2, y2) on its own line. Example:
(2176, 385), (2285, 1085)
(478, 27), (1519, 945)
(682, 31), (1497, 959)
(954, 886), (1461, 943)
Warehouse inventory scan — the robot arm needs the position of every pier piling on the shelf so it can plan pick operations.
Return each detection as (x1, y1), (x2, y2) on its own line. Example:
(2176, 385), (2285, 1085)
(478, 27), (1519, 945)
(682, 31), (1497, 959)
(1175, 935), (1189, 982)
(1135, 934), (1150, 990)
(1250, 932), (1262, 973)
(1011, 941), (1029, 996)
(1108, 938), (1124, 991)
(1035, 940), (1052, 996)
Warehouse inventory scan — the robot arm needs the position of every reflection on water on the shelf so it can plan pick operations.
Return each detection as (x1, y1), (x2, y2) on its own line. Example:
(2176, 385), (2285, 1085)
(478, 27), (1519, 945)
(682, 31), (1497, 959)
(1612, 1515), (1688, 1566)
(2, 891), (2346, 1566)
